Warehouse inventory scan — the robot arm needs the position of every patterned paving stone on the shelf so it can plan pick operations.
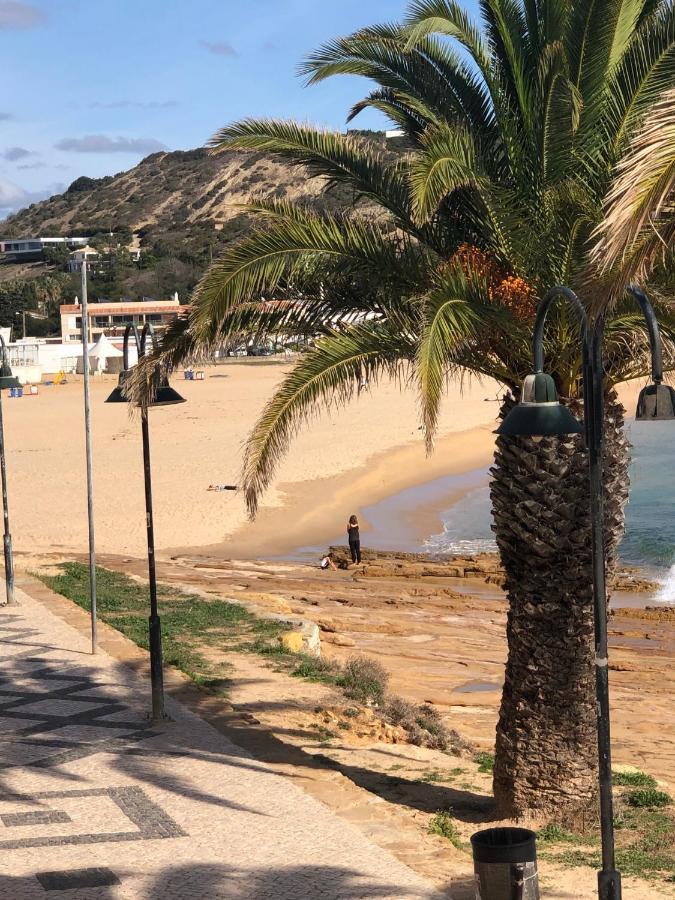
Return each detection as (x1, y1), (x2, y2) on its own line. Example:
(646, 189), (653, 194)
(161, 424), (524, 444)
(0, 590), (440, 899)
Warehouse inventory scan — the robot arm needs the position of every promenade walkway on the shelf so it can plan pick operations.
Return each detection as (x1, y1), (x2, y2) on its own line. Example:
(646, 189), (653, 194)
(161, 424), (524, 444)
(0, 586), (439, 899)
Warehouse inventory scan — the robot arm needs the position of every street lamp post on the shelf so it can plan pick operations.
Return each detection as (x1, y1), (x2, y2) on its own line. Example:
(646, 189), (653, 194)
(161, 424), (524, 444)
(106, 324), (185, 722)
(0, 337), (20, 607)
(498, 285), (675, 900)
(80, 259), (98, 653)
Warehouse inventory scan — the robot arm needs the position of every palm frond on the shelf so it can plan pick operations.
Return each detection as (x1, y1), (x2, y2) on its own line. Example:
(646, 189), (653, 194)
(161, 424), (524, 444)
(408, 123), (484, 221)
(242, 323), (414, 515)
(592, 85), (675, 286)
(417, 266), (507, 448)
(208, 118), (414, 226)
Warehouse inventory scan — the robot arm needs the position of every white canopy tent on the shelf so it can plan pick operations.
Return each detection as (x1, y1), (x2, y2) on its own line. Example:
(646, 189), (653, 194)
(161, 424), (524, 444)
(77, 333), (124, 375)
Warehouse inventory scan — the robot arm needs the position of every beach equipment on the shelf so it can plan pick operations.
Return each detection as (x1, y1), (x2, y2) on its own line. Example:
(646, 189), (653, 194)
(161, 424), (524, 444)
(0, 336), (20, 606)
(497, 285), (672, 900)
(470, 828), (539, 899)
(106, 322), (185, 723)
(86, 332), (124, 375)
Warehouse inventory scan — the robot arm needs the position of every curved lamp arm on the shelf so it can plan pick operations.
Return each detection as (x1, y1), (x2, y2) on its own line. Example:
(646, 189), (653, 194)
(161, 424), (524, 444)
(533, 285), (590, 375)
(626, 285), (663, 384)
(122, 323), (142, 371)
(140, 322), (156, 358)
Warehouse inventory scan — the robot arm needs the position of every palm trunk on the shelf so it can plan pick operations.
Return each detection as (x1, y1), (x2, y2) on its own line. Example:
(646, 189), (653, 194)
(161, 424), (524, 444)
(490, 390), (630, 821)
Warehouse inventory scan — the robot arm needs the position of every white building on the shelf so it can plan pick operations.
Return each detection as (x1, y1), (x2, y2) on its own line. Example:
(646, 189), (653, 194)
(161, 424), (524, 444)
(60, 296), (186, 343)
(67, 245), (100, 273)
(0, 236), (90, 263)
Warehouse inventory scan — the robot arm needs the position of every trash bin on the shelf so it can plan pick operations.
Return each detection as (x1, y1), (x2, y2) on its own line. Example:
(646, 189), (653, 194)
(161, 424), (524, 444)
(470, 827), (539, 900)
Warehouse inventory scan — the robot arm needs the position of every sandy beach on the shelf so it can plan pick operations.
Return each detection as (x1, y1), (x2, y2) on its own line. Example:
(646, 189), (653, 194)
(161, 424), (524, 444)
(5, 361), (504, 559)
(4, 361), (645, 561)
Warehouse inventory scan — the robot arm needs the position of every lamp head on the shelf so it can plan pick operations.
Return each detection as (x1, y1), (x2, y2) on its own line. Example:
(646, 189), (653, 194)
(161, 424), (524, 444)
(104, 370), (185, 406)
(105, 368), (131, 403)
(151, 375), (186, 407)
(636, 382), (675, 421)
(497, 372), (584, 437)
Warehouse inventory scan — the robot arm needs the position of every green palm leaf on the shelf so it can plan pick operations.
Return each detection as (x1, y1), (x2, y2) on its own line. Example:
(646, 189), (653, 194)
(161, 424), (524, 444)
(242, 324), (414, 515)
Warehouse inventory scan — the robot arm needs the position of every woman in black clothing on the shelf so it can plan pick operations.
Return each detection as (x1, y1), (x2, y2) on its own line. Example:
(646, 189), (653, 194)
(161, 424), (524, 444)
(347, 514), (361, 564)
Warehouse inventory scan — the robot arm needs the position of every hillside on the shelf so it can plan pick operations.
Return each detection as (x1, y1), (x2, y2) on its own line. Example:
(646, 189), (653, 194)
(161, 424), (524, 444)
(2, 144), (375, 257)
(0, 137), (398, 330)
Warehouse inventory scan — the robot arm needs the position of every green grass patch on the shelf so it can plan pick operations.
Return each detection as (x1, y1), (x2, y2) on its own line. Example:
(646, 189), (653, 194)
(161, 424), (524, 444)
(39, 562), (290, 692)
(626, 789), (673, 809)
(474, 751), (495, 774)
(428, 812), (463, 848)
(613, 770), (658, 789)
(539, 776), (675, 885)
(537, 823), (580, 844)
(419, 770), (452, 783)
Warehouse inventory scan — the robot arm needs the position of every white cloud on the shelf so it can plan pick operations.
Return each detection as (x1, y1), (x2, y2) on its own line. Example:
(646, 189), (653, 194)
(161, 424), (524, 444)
(55, 134), (168, 154)
(200, 39), (238, 57)
(0, 1), (45, 29)
(0, 178), (65, 219)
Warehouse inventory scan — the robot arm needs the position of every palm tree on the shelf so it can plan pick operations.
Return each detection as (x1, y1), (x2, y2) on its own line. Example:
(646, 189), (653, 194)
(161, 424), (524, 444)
(132, 0), (675, 820)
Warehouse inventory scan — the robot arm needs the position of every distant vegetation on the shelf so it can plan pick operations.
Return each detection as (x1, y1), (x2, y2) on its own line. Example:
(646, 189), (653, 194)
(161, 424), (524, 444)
(1, 140), (391, 333)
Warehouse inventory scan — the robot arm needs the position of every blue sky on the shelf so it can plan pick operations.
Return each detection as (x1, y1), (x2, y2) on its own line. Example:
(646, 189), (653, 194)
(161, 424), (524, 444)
(0, 0), (426, 219)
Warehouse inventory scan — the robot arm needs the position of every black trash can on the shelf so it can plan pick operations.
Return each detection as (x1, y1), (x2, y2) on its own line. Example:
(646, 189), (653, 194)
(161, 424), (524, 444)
(470, 827), (539, 900)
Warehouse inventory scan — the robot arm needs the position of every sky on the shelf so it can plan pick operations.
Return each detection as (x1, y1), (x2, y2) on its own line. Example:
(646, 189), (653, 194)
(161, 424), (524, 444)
(0, 0), (424, 220)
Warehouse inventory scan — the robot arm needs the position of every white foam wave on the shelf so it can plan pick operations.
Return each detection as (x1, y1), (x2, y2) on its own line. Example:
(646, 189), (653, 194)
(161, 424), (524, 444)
(654, 565), (675, 605)
(423, 535), (497, 555)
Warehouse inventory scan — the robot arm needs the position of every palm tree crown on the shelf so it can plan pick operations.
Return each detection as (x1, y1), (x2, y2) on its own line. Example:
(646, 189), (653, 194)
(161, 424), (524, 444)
(133, 0), (675, 515)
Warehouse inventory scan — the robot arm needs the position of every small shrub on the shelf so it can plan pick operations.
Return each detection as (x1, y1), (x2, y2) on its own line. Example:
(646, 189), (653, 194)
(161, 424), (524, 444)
(428, 812), (462, 848)
(338, 655), (389, 704)
(626, 789), (673, 809)
(474, 751), (495, 773)
(380, 695), (468, 752)
(537, 823), (577, 844)
(613, 770), (658, 789)
(292, 655), (342, 684)
(383, 695), (417, 726)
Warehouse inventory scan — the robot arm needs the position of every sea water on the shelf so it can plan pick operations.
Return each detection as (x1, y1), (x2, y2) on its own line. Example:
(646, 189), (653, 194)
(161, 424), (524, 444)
(425, 420), (675, 603)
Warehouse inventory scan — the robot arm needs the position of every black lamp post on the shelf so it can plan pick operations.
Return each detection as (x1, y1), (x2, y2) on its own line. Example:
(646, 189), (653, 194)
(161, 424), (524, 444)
(0, 336), (20, 607)
(498, 285), (675, 900)
(106, 324), (186, 721)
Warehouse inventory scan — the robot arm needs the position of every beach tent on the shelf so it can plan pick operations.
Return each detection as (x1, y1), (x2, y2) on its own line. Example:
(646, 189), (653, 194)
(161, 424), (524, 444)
(78, 333), (124, 375)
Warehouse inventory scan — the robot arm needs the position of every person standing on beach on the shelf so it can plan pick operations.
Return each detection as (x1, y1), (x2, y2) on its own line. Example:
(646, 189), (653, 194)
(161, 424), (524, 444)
(347, 514), (362, 564)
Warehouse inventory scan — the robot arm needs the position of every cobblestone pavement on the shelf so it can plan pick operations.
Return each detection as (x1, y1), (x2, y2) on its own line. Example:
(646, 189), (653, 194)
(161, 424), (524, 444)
(0, 588), (441, 899)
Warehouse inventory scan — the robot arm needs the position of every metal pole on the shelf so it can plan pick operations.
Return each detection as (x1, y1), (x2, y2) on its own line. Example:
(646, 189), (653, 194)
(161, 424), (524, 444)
(141, 404), (165, 722)
(80, 261), (97, 653)
(586, 324), (621, 900)
(0, 389), (15, 606)
(534, 288), (622, 900)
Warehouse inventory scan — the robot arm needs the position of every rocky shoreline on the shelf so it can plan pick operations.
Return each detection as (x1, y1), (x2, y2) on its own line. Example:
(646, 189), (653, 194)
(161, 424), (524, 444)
(328, 546), (661, 594)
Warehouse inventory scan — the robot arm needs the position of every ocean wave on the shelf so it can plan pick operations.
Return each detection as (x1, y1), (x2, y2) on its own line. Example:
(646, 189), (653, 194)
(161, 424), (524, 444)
(654, 565), (675, 605)
(424, 535), (496, 555)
